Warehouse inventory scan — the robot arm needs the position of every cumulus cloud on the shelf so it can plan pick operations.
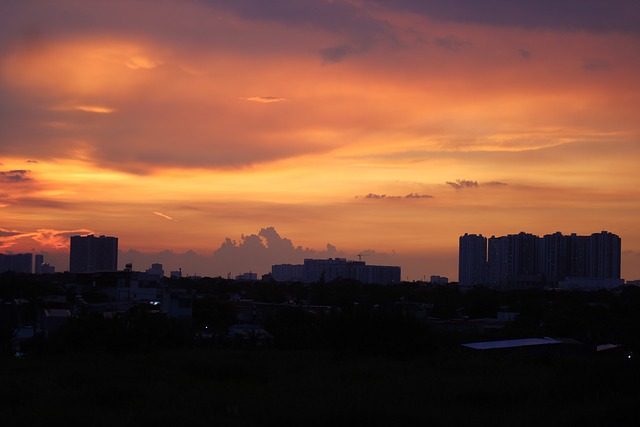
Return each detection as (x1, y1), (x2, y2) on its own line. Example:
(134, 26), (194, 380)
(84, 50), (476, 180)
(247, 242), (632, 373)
(211, 227), (345, 276)
(446, 179), (479, 190)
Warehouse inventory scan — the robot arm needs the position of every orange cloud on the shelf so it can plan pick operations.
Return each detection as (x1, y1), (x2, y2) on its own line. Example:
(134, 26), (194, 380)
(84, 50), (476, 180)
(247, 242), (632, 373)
(241, 96), (287, 103)
(0, 1), (639, 280)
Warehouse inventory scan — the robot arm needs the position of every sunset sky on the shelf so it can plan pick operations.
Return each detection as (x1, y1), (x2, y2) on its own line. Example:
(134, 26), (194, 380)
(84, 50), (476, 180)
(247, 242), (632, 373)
(1, 0), (639, 280)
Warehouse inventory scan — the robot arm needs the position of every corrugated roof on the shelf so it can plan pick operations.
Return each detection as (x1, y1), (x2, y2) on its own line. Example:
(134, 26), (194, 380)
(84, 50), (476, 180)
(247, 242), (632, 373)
(596, 343), (620, 352)
(462, 337), (562, 350)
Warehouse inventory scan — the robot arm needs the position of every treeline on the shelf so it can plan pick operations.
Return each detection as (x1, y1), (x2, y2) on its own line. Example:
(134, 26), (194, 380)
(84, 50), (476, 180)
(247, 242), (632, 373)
(4, 271), (640, 358)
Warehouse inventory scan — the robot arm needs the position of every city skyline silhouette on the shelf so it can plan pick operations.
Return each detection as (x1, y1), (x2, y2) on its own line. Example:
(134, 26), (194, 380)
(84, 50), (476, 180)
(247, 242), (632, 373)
(1, 1), (639, 281)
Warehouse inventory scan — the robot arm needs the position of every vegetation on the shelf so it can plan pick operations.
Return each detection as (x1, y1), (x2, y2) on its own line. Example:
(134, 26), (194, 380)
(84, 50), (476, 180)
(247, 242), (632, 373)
(3, 273), (640, 425)
(1, 347), (639, 426)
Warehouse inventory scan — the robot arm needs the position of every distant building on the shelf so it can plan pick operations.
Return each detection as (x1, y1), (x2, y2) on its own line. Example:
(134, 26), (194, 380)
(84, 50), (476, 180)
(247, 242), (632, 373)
(458, 233), (487, 286)
(271, 264), (304, 282)
(0, 253), (33, 274)
(145, 263), (164, 279)
(35, 254), (44, 274)
(430, 275), (449, 284)
(272, 258), (401, 284)
(487, 232), (543, 288)
(235, 272), (258, 281)
(589, 231), (621, 279)
(461, 230), (621, 289)
(69, 234), (118, 273)
(543, 231), (621, 283)
(41, 263), (55, 274)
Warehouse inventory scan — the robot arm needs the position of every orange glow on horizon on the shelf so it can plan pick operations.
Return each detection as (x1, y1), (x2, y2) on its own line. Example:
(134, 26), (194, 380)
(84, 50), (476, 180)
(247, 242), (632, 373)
(1, 1), (639, 280)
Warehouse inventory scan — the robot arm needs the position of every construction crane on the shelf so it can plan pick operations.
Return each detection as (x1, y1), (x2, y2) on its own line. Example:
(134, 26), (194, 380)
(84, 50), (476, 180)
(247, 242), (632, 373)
(356, 253), (370, 262)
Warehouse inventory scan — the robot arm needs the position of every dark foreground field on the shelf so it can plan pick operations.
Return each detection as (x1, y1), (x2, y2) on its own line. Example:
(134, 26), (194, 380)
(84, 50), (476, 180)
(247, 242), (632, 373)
(2, 347), (640, 426)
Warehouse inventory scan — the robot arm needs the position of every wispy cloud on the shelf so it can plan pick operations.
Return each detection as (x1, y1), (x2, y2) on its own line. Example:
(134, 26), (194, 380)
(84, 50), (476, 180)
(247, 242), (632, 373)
(240, 96), (287, 104)
(0, 228), (22, 238)
(484, 181), (508, 187)
(153, 211), (176, 221)
(434, 35), (471, 52)
(0, 228), (92, 250)
(583, 58), (611, 72)
(358, 193), (433, 199)
(446, 180), (508, 190)
(53, 105), (117, 113)
(320, 41), (371, 63)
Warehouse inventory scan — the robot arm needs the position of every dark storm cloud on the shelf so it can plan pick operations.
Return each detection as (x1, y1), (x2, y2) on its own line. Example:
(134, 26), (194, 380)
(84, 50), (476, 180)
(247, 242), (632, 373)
(0, 170), (31, 182)
(204, 0), (387, 35)
(204, 0), (393, 62)
(370, 0), (640, 34)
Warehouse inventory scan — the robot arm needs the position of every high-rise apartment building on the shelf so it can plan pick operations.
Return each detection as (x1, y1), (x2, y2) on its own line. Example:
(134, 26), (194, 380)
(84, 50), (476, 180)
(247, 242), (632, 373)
(69, 234), (118, 273)
(0, 253), (33, 274)
(589, 231), (621, 279)
(465, 230), (621, 288)
(458, 233), (487, 286)
(487, 232), (542, 287)
(35, 254), (44, 275)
